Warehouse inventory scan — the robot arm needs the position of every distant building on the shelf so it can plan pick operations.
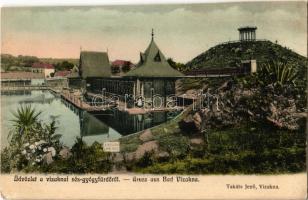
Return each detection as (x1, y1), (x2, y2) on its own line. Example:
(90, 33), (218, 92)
(238, 26), (257, 41)
(32, 62), (55, 78)
(1, 72), (45, 87)
(45, 77), (68, 89)
(54, 70), (71, 77)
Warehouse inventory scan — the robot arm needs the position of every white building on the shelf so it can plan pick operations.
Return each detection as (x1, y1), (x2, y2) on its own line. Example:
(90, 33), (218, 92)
(32, 62), (55, 78)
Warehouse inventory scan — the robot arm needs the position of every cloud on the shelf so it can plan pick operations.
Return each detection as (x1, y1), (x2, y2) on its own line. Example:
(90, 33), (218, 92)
(2, 2), (306, 62)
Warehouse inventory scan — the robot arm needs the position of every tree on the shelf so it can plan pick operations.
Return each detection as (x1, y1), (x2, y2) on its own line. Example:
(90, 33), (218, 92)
(167, 58), (187, 72)
(122, 62), (132, 73)
(54, 61), (74, 71)
(10, 105), (42, 140)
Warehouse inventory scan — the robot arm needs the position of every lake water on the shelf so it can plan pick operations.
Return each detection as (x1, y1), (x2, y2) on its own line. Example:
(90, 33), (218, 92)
(1, 90), (180, 148)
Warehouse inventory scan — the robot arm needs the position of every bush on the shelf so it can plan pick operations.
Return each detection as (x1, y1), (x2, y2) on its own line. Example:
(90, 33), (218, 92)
(2, 105), (63, 173)
(42, 140), (112, 174)
(155, 134), (190, 159)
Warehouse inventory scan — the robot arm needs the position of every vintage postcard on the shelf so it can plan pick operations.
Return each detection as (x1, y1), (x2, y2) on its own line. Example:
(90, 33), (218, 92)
(0, 0), (307, 199)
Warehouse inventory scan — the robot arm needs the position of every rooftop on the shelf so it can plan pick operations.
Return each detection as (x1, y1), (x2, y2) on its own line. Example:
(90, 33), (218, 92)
(32, 62), (54, 69)
(238, 26), (257, 31)
(112, 60), (133, 67)
(54, 70), (71, 77)
(79, 51), (111, 78)
(125, 30), (183, 78)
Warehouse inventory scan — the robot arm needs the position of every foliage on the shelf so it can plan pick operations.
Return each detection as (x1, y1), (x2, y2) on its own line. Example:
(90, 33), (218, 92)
(1, 105), (62, 173)
(136, 125), (305, 174)
(54, 61), (74, 71)
(119, 135), (142, 153)
(11, 105), (42, 132)
(167, 58), (187, 72)
(134, 151), (156, 168)
(122, 62), (132, 73)
(177, 77), (230, 93)
(1, 147), (11, 173)
(1, 54), (40, 70)
(1, 54), (78, 72)
(155, 134), (189, 159)
(186, 40), (307, 73)
(43, 140), (112, 173)
(258, 60), (298, 86)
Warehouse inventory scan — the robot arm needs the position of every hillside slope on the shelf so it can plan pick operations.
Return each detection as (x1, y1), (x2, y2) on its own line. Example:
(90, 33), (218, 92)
(186, 40), (307, 74)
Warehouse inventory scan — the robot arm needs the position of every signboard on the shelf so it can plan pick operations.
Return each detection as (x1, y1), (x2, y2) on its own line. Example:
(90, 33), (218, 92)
(103, 142), (120, 152)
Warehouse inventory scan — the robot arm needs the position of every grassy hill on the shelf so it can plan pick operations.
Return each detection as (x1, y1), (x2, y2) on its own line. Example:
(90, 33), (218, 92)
(39, 58), (79, 65)
(186, 40), (307, 75)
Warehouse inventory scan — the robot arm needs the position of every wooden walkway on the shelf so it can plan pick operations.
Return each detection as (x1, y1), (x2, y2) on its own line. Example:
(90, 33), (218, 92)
(2, 86), (185, 114)
(1, 85), (48, 91)
(60, 90), (116, 112)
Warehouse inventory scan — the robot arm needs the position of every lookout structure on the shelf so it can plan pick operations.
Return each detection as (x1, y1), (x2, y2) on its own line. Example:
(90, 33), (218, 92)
(238, 26), (257, 41)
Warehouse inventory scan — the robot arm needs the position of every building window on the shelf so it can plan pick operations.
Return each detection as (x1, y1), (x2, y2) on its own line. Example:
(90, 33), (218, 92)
(154, 52), (161, 62)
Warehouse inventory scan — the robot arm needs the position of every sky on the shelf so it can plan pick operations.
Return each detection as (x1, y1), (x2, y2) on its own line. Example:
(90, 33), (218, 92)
(1, 1), (307, 63)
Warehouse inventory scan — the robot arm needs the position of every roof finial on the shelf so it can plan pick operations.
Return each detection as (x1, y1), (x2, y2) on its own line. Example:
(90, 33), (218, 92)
(151, 28), (154, 40)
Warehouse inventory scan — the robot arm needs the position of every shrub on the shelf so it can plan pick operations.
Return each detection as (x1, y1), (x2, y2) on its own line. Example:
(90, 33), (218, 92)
(156, 134), (190, 159)
(258, 60), (298, 86)
(2, 105), (62, 173)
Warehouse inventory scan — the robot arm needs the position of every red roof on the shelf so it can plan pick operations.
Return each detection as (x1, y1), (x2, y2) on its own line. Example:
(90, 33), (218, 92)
(112, 60), (132, 67)
(32, 62), (54, 69)
(54, 70), (71, 77)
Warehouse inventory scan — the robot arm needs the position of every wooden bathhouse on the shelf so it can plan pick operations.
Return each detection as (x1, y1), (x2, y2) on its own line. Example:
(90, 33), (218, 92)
(124, 30), (183, 107)
(76, 30), (183, 108)
(68, 51), (111, 89)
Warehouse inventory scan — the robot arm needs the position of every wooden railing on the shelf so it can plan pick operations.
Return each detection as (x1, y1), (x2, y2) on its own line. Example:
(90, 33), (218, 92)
(184, 66), (251, 76)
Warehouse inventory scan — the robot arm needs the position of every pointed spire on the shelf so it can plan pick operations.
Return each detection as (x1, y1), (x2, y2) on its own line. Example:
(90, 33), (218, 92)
(151, 28), (154, 41)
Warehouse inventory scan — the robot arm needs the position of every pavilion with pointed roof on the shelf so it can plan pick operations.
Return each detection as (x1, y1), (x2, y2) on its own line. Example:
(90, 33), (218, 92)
(125, 29), (183, 78)
(123, 29), (183, 108)
(78, 30), (183, 108)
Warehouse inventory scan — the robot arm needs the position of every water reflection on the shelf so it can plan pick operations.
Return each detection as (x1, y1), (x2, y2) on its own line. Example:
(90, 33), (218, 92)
(60, 93), (181, 137)
(94, 110), (181, 135)
(69, 106), (180, 137)
(1, 90), (32, 96)
(2, 90), (181, 148)
(19, 94), (55, 104)
(80, 111), (109, 136)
